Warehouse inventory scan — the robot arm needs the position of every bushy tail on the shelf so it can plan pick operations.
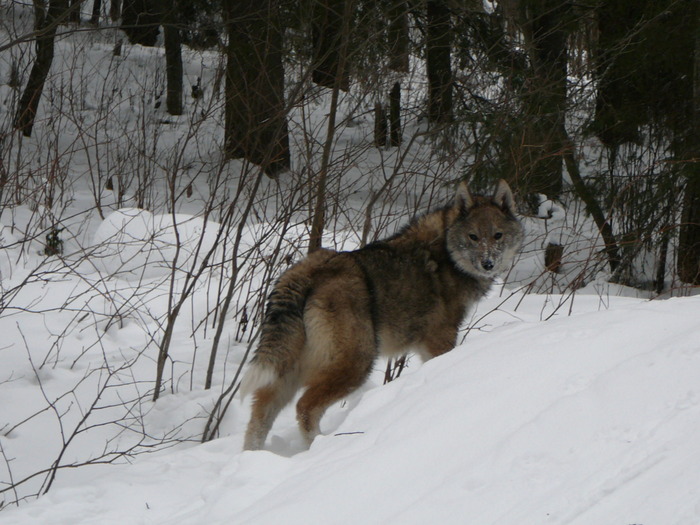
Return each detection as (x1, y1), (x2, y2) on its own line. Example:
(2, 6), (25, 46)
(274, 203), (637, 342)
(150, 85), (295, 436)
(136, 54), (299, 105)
(238, 362), (279, 400)
(239, 269), (315, 399)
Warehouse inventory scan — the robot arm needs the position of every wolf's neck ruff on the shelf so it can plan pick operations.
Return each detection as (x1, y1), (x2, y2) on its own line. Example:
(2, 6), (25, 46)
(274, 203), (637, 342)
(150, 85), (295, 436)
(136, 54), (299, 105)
(240, 180), (523, 451)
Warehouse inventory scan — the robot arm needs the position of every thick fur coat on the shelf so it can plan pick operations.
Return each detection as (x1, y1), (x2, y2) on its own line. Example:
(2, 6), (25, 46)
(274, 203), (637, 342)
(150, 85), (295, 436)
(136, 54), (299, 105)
(241, 180), (524, 450)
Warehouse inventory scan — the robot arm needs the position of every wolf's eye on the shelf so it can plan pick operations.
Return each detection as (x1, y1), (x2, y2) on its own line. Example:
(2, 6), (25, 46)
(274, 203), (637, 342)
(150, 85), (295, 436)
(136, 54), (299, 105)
(469, 234), (479, 241)
(494, 232), (503, 240)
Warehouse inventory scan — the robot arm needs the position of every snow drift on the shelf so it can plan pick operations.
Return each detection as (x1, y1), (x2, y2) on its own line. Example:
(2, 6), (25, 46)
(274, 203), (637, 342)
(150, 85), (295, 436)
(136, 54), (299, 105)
(4, 294), (700, 525)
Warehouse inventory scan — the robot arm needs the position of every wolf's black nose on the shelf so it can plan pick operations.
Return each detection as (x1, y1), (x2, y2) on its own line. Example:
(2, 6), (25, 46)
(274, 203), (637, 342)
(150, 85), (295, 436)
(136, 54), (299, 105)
(482, 260), (494, 271)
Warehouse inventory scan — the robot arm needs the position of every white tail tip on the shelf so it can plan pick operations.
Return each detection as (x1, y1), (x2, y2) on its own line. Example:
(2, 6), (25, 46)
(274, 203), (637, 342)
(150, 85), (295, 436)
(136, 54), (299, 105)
(238, 363), (277, 400)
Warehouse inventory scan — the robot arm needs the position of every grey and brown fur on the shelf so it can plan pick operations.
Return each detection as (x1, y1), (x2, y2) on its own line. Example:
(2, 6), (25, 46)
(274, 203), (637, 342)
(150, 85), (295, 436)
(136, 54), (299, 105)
(240, 180), (523, 450)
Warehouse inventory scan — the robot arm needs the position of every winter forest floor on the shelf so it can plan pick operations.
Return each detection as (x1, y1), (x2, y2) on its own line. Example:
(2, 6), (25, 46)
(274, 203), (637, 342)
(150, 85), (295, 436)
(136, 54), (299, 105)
(2, 8), (700, 524)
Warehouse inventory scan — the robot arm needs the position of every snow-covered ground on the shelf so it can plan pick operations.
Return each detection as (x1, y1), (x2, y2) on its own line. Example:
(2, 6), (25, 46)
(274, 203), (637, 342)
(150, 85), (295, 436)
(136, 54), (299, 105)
(3, 288), (700, 524)
(3, 7), (700, 524)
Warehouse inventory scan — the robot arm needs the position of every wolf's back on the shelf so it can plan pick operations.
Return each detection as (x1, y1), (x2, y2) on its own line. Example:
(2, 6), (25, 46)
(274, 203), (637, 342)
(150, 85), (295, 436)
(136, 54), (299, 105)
(239, 249), (336, 398)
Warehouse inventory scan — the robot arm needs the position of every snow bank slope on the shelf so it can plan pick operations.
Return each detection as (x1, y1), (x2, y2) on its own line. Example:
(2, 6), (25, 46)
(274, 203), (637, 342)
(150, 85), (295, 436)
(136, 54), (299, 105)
(5, 296), (700, 525)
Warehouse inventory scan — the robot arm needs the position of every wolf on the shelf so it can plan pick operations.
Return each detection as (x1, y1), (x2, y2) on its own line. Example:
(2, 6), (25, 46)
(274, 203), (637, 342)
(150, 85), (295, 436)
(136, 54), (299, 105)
(240, 179), (523, 450)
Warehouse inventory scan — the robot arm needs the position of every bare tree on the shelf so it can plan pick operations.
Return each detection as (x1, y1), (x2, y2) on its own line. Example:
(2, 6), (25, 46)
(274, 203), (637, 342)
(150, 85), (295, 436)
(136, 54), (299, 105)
(223, 0), (290, 176)
(110, 0), (121, 21)
(120, 0), (159, 46)
(14, 0), (64, 136)
(160, 0), (183, 116)
(499, 0), (568, 206)
(426, 0), (453, 124)
(678, 2), (700, 285)
(312, 0), (351, 91)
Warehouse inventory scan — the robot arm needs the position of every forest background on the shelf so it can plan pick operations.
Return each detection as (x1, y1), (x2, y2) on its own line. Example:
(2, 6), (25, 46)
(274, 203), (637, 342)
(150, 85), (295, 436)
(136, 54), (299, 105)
(1, 0), (700, 513)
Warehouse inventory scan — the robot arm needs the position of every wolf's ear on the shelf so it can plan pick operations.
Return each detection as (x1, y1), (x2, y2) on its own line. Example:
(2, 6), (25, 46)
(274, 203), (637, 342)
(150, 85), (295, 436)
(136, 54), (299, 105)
(455, 181), (474, 211)
(492, 179), (516, 216)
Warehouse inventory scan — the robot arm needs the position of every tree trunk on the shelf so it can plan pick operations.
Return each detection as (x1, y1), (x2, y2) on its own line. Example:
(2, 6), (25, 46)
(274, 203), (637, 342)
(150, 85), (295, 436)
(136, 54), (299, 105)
(308, 0), (352, 252)
(14, 0), (62, 137)
(308, 85), (339, 253)
(678, 6), (700, 284)
(387, 1), (406, 146)
(223, 0), (290, 176)
(389, 81), (402, 146)
(678, 175), (700, 284)
(121, 0), (159, 46)
(592, 1), (644, 148)
(426, 0), (453, 124)
(90, 0), (101, 25)
(373, 0), (406, 150)
(388, 0), (409, 74)
(374, 102), (388, 147)
(519, 0), (567, 205)
(312, 0), (350, 91)
(110, 0), (121, 22)
(69, 0), (81, 23)
(161, 0), (183, 115)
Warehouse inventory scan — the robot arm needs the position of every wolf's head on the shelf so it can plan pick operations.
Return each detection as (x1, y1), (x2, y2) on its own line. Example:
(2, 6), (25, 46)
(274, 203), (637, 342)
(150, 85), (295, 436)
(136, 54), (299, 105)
(446, 179), (524, 280)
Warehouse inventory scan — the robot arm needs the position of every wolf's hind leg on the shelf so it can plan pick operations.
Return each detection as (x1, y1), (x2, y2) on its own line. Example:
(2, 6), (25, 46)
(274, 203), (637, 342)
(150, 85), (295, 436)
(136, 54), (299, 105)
(296, 272), (375, 447)
(296, 361), (372, 447)
(296, 322), (375, 447)
(243, 376), (297, 451)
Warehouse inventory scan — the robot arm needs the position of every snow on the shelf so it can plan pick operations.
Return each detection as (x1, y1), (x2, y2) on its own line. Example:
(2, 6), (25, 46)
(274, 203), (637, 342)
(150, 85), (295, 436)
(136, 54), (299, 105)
(3, 290), (700, 524)
(92, 208), (224, 279)
(2, 8), (700, 525)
